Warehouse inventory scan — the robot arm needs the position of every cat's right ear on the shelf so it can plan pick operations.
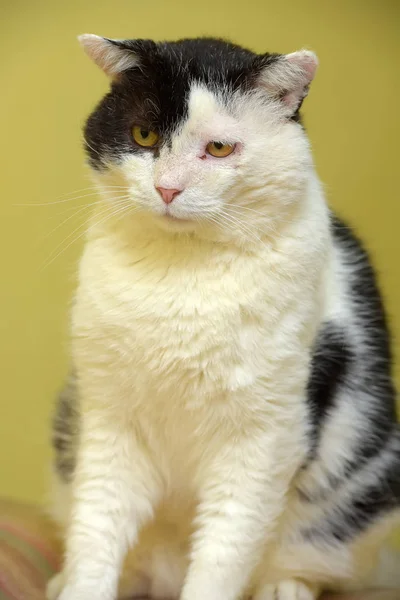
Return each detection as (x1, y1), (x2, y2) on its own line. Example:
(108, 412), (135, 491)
(78, 34), (139, 78)
(258, 50), (318, 116)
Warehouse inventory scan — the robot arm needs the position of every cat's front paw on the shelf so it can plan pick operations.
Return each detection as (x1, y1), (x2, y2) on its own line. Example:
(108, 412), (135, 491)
(46, 572), (115, 600)
(46, 573), (82, 600)
(253, 580), (319, 600)
(46, 573), (65, 600)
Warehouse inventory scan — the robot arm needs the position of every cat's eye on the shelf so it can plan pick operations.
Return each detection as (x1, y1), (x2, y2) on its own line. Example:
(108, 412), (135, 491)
(132, 126), (159, 148)
(206, 141), (236, 158)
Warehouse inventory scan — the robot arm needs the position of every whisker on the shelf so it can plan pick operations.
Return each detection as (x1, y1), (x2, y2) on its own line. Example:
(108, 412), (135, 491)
(57, 185), (127, 198)
(214, 210), (259, 237)
(84, 140), (103, 159)
(214, 210), (272, 250)
(44, 199), (101, 221)
(43, 191), (134, 220)
(198, 210), (239, 238)
(40, 201), (138, 272)
(227, 204), (269, 217)
(225, 204), (297, 230)
(222, 206), (280, 237)
(41, 198), (132, 267)
(15, 187), (128, 207)
(41, 195), (132, 243)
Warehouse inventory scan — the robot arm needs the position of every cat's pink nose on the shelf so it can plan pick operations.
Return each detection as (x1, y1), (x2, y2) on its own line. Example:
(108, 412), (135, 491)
(156, 187), (182, 205)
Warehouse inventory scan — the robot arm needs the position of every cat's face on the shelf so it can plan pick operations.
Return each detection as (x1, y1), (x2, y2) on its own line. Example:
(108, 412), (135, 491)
(81, 36), (317, 240)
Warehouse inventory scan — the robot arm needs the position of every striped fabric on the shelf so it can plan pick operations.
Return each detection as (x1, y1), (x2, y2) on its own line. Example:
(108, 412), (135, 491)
(0, 498), (399, 599)
(0, 498), (61, 600)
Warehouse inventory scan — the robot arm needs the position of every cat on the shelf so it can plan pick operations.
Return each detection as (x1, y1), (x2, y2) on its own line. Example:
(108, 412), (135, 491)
(47, 35), (400, 600)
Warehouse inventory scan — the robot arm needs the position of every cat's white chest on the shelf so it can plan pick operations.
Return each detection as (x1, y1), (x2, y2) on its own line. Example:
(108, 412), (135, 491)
(72, 233), (270, 411)
(71, 233), (284, 493)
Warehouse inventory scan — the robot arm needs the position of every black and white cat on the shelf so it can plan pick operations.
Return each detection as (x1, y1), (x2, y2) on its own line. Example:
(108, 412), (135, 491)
(48, 35), (400, 600)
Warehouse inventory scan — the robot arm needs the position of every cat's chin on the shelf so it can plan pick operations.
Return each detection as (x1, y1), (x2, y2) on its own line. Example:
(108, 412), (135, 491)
(154, 213), (198, 233)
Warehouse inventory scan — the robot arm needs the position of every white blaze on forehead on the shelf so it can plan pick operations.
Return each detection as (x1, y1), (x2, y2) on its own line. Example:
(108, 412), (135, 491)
(187, 86), (219, 123)
(185, 85), (243, 142)
(181, 84), (282, 151)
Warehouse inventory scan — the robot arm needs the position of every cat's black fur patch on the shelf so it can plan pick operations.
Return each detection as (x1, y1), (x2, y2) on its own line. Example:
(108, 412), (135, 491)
(304, 216), (396, 465)
(84, 37), (284, 169)
(305, 428), (400, 543)
(306, 322), (353, 455)
(331, 216), (397, 471)
(299, 215), (398, 521)
(332, 216), (394, 372)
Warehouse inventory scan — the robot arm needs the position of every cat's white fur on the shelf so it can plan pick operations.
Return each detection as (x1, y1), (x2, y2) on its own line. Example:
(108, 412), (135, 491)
(48, 65), (397, 600)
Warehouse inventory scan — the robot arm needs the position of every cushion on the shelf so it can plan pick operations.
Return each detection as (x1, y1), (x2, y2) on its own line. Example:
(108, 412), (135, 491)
(0, 498), (61, 599)
(0, 498), (398, 600)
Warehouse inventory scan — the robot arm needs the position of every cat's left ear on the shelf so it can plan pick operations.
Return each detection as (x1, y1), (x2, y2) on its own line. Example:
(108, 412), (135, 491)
(258, 50), (318, 116)
(78, 34), (139, 77)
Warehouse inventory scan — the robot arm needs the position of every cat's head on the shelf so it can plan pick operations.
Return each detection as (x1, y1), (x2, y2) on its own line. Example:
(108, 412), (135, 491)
(80, 35), (318, 241)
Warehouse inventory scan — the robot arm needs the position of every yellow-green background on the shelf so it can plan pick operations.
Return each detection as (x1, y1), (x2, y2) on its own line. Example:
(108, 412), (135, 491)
(0, 0), (399, 504)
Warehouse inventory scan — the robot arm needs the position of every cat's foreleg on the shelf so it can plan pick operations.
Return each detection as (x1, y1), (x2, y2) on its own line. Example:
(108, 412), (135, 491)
(48, 409), (160, 600)
(181, 422), (304, 600)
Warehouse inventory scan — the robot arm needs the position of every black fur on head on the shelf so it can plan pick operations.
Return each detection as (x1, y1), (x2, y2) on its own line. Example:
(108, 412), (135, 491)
(82, 37), (311, 170)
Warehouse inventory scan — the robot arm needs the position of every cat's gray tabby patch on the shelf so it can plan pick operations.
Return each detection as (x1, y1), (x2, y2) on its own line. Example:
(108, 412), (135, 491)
(52, 371), (79, 482)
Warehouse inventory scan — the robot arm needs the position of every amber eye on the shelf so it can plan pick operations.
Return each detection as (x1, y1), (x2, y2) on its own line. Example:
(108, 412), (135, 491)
(132, 126), (159, 148)
(206, 141), (236, 158)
